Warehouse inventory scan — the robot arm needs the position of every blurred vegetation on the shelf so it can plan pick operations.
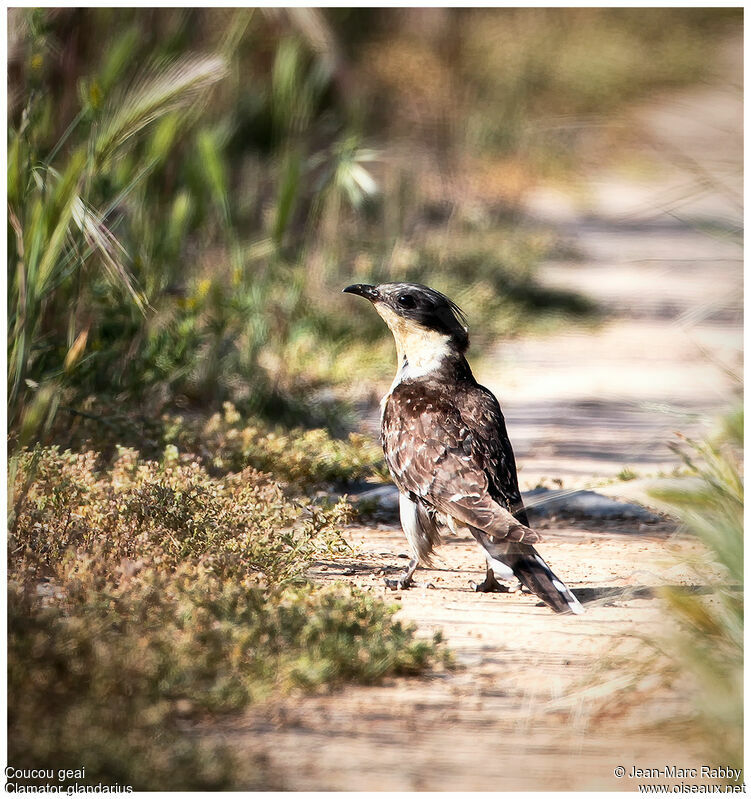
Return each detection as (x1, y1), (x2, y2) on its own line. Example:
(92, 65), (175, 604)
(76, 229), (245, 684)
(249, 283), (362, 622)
(8, 7), (740, 446)
(9, 445), (446, 788)
(161, 402), (390, 486)
(569, 411), (742, 771)
(649, 409), (743, 770)
(25, 400), (389, 491)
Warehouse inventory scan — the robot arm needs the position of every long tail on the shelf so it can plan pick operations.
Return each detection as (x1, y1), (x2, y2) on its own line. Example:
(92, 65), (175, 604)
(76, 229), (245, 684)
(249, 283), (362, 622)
(466, 521), (584, 614)
(509, 549), (584, 614)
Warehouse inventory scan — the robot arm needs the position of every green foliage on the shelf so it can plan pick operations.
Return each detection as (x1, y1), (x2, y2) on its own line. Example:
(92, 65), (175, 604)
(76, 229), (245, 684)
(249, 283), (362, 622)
(8, 583), (248, 790)
(36, 401), (389, 488)
(162, 402), (389, 486)
(9, 445), (446, 789)
(648, 410), (743, 769)
(9, 8), (384, 439)
(8, 20), (229, 442)
(9, 577), (440, 790)
(10, 444), (352, 588)
(10, 8), (732, 445)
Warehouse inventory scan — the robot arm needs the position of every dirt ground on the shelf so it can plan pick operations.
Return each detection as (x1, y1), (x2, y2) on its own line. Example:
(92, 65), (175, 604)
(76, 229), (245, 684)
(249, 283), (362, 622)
(216, 520), (716, 791)
(209, 37), (742, 791)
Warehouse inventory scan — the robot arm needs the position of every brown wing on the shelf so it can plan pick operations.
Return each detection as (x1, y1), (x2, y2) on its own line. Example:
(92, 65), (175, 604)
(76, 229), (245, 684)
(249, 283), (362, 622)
(382, 382), (539, 544)
(462, 383), (530, 527)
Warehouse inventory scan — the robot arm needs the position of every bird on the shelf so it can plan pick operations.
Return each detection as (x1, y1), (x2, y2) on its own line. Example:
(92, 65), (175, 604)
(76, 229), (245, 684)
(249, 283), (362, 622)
(342, 281), (583, 614)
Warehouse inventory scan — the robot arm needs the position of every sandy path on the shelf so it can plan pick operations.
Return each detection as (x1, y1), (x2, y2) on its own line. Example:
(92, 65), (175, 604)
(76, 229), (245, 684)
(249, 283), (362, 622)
(217, 520), (715, 791)
(211, 38), (742, 791)
(495, 36), (742, 488)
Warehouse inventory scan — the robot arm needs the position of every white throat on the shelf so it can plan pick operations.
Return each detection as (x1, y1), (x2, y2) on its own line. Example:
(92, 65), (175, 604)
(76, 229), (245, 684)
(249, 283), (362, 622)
(375, 303), (454, 392)
(396, 331), (452, 381)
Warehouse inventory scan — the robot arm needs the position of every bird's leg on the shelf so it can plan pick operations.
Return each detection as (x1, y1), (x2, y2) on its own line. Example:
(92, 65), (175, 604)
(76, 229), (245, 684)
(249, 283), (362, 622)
(470, 567), (513, 593)
(384, 557), (418, 590)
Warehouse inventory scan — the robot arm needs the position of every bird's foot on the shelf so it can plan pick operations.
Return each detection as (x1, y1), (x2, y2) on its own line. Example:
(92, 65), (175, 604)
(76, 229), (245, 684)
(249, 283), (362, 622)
(383, 557), (418, 590)
(470, 572), (513, 593)
(384, 574), (413, 590)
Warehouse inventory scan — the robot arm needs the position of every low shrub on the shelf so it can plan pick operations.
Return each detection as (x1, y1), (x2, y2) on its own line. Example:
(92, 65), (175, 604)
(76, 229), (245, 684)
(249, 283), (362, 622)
(8, 445), (446, 789)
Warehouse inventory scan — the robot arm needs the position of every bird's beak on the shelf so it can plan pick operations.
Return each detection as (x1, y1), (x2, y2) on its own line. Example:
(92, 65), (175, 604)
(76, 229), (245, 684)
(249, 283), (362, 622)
(342, 284), (380, 302)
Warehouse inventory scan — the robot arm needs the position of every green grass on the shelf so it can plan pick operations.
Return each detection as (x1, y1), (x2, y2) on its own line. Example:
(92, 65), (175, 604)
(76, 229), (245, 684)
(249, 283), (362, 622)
(549, 410), (742, 773)
(647, 410), (743, 770)
(617, 466), (639, 482)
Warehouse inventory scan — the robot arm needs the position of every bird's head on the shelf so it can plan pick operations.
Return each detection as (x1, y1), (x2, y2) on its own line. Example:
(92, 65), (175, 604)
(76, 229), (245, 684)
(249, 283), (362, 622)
(343, 282), (469, 376)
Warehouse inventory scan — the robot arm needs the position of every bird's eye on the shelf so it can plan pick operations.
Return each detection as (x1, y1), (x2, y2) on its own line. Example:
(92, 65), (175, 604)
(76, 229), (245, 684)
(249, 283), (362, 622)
(397, 294), (417, 309)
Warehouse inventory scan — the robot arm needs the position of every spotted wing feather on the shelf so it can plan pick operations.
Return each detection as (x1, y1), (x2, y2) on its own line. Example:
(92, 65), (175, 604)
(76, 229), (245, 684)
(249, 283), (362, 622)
(382, 381), (539, 544)
(461, 383), (530, 526)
